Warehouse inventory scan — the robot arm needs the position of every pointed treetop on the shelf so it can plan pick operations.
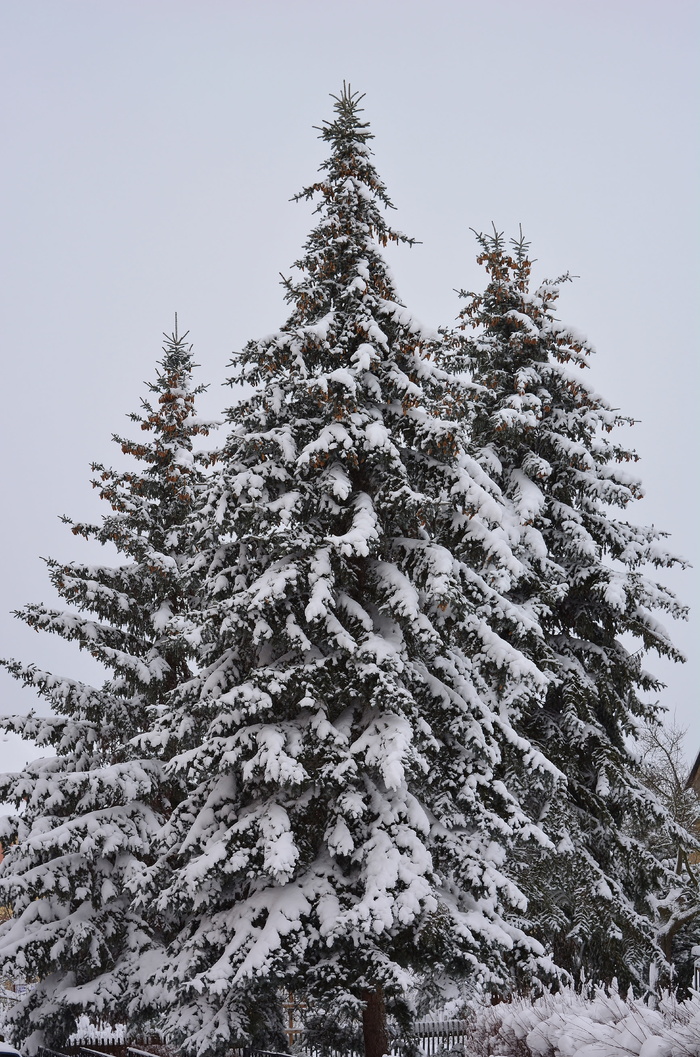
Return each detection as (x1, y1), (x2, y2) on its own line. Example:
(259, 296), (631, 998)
(295, 82), (412, 226)
(160, 313), (194, 366)
(315, 81), (370, 143)
(282, 86), (417, 323)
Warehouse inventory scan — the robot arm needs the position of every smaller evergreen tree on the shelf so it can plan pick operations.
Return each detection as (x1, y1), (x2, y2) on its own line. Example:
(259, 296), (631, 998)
(0, 323), (214, 1050)
(456, 229), (692, 989)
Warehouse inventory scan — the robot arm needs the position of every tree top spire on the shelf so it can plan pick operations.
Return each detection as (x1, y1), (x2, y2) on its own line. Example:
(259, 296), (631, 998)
(330, 80), (366, 117)
(313, 81), (372, 147)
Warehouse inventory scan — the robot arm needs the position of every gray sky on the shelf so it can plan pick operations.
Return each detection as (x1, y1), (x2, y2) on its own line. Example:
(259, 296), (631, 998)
(1, 0), (698, 774)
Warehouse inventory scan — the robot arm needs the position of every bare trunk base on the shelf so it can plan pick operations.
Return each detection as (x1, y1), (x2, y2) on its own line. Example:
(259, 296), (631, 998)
(362, 987), (388, 1057)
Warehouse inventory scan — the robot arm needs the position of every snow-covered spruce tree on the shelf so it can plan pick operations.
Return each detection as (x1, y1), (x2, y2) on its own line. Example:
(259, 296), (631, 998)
(147, 87), (557, 1057)
(0, 324), (213, 1050)
(456, 229), (692, 989)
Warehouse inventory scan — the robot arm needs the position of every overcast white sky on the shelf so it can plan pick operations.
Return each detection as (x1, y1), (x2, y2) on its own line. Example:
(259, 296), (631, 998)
(0, 0), (698, 776)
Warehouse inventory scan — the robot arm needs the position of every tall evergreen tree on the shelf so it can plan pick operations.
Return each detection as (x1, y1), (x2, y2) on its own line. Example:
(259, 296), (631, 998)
(147, 88), (557, 1057)
(0, 324), (213, 1050)
(456, 229), (691, 988)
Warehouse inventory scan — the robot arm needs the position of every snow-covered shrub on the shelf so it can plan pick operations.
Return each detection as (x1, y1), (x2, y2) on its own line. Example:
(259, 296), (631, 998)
(467, 985), (700, 1057)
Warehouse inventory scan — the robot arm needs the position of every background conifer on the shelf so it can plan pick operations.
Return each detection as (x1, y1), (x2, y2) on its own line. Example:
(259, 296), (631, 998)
(457, 230), (691, 988)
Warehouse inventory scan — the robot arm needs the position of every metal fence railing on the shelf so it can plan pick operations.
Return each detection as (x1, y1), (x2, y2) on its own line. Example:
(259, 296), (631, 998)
(270, 1019), (472, 1057)
(31, 1017), (473, 1057)
(412, 1019), (470, 1055)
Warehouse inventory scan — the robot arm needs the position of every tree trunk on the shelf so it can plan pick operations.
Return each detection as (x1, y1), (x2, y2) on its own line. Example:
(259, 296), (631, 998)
(362, 986), (388, 1057)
